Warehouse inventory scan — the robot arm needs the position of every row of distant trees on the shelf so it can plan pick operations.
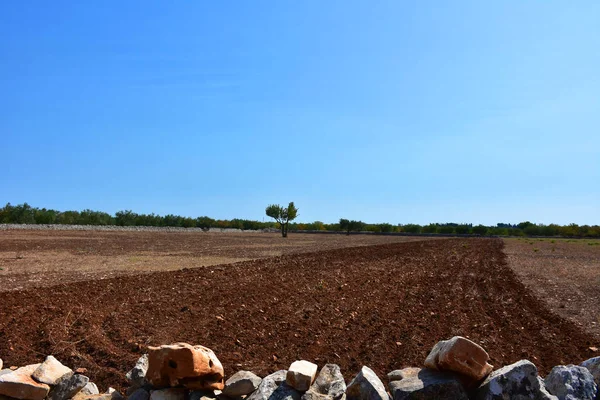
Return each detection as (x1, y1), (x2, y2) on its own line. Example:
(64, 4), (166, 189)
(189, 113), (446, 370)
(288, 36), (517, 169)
(1, 202), (599, 238)
(0, 203), (277, 230)
(332, 220), (600, 237)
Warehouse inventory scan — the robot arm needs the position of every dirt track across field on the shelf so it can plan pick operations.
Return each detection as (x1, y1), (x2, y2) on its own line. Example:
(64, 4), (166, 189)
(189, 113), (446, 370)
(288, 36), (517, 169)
(0, 238), (597, 392)
(0, 230), (431, 291)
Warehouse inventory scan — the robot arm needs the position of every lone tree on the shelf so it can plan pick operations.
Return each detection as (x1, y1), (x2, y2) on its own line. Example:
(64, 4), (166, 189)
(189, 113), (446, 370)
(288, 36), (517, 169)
(266, 202), (298, 238)
(339, 218), (365, 235)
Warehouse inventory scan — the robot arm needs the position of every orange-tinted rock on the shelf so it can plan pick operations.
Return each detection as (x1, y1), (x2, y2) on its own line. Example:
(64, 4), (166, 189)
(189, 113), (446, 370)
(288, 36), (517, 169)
(0, 364), (50, 400)
(146, 343), (224, 390)
(424, 336), (493, 381)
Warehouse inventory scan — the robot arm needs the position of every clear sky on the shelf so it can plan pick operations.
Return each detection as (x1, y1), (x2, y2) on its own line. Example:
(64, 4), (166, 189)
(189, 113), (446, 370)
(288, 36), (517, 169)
(1, 1), (599, 225)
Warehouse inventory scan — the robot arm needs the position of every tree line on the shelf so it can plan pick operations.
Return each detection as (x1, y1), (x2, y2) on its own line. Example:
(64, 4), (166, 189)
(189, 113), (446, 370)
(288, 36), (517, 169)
(1, 202), (599, 238)
(331, 220), (600, 237)
(0, 203), (277, 230)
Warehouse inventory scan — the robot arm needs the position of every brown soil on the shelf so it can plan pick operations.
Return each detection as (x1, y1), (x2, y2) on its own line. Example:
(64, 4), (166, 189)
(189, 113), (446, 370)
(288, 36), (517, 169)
(0, 238), (597, 392)
(504, 238), (600, 337)
(0, 230), (432, 291)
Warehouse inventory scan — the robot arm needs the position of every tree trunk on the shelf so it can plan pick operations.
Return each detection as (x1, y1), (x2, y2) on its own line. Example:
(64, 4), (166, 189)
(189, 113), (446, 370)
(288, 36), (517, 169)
(281, 223), (286, 237)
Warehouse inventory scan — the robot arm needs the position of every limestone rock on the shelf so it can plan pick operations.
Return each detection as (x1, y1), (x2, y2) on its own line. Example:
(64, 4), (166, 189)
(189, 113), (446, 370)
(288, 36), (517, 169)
(0, 364), (50, 400)
(386, 369), (420, 384)
(73, 391), (104, 400)
(49, 373), (89, 400)
(81, 382), (100, 396)
(146, 343), (224, 390)
(223, 371), (262, 397)
(0, 371), (11, 378)
(247, 370), (287, 400)
(73, 393), (123, 400)
(387, 367), (467, 400)
(32, 356), (73, 385)
(346, 366), (389, 400)
(302, 364), (346, 400)
(128, 388), (150, 400)
(0, 359), (2, 370)
(544, 364), (597, 400)
(126, 355), (149, 390)
(149, 388), (187, 400)
(424, 336), (493, 381)
(473, 360), (547, 400)
(73, 385), (104, 400)
(270, 383), (302, 400)
(287, 361), (318, 392)
(580, 356), (600, 386)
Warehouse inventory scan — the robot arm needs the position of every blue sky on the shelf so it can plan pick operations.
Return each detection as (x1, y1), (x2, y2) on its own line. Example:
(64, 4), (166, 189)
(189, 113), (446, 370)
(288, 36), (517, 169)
(1, 1), (599, 225)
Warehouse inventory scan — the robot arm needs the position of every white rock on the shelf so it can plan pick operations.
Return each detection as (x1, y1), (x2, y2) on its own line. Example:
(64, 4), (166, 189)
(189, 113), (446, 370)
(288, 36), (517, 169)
(544, 364), (597, 400)
(81, 382), (99, 395)
(223, 371), (262, 397)
(73, 392), (122, 400)
(346, 366), (389, 400)
(32, 356), (73, 385)
(287, 361), (318, 392)
(386, 369), (420, 383)
(0, 359), (2, 370)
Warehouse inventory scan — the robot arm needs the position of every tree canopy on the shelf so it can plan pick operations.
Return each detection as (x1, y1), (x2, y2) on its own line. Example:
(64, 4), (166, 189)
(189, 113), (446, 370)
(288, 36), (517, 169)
(339, 219), (366, 235)
(265, 202), (298, 237)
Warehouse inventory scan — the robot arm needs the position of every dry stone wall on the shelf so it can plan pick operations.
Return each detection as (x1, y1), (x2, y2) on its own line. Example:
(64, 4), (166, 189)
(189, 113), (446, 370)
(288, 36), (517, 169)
(1, 337), (599, 400)
(0, 224), (260, 233)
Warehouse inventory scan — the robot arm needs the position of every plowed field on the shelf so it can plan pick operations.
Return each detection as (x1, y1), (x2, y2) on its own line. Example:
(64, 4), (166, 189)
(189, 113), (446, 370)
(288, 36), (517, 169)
(0, 230), (430, 291)
(0, 237), (597, 392)
(505, 238), (600, 337)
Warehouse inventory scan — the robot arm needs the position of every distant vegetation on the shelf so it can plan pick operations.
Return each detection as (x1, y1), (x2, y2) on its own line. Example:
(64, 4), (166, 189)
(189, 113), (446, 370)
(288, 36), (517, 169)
(339, 219), (366, 235)
(1, 202), (599, 238)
